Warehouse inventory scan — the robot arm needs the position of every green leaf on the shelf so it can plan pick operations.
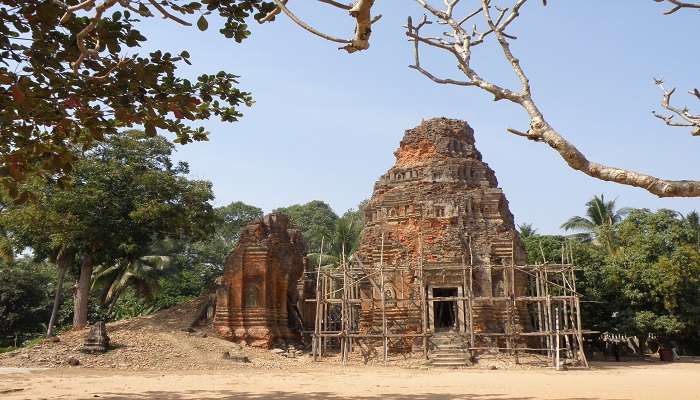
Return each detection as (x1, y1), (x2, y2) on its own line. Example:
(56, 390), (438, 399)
(197, 15), (208, 31)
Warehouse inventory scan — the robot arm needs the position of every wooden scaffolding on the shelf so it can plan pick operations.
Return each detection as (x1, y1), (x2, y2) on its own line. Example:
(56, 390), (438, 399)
(304, 237), (589, 369)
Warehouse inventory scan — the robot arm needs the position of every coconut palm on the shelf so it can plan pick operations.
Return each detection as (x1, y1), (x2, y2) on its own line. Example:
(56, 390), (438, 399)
(561, 194), (629, 252)
(92, 253), (173, 314)
(518, 223), (537, 239)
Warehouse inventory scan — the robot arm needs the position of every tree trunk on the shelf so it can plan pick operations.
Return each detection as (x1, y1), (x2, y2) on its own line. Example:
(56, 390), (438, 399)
(72, 254), (93, 329)
(46, 259), (68, 337)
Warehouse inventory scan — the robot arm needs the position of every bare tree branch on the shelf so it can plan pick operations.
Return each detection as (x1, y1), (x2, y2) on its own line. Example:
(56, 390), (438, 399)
(342, 0), (376, 53)
(403, 0), (700, 197)
(60, 0), (199, 73)
(263, 0), (380, 52)
(652, 79), (700, 136)
(655, 0), (700, 14)
(407, 16), (474, 87)
(147, 0), (192, 26)
(318, 0), (353, 10)
(269, 0), (353, 44)
(69, 0), (119, 73)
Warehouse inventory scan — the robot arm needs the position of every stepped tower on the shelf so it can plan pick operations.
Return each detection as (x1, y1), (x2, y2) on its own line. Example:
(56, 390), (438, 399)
(356, 117), (531, 349)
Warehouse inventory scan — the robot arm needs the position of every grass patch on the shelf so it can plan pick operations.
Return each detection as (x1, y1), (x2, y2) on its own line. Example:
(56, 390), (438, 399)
(0, 336), (45, 354)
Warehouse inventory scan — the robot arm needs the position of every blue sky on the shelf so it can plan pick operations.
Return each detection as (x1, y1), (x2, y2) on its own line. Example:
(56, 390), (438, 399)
(140, 1), (698, 234)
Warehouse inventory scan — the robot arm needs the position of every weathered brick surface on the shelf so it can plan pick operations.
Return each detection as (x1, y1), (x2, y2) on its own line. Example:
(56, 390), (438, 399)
(356, 118), (530, 347)
(214, 213), (308, 348)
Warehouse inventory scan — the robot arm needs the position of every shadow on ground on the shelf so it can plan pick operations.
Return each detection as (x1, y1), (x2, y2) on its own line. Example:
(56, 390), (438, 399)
(76, 391), (617, 400)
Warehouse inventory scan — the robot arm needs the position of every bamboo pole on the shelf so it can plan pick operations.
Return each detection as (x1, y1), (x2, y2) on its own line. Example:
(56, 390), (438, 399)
(535, 265), (545, 351)
(511, 237), (519, 364)
(467, 234), (475, 349)
(419, 230), (428, 359)
(313, 237), (325, 361)
(555, 305), (561, 370)
(380, 232), (387, 365)
(341, 243), (348, 365)
(575, 296), (589, 368)
(461, 255), (468, 334)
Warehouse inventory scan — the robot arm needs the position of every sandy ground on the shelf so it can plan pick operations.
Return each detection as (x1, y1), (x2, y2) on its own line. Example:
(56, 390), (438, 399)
(2, 299), (698, 399)
(1, 360), (699, 400)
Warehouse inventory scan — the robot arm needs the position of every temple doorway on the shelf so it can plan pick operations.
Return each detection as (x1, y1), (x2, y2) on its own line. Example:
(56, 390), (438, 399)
(432, 287), (458, 332)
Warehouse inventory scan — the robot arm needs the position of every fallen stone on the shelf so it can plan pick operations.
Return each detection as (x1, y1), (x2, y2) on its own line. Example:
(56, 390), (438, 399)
(229, 355), (251, 363)
(66, 356), (80, 366)
(270, 348), (285, 354)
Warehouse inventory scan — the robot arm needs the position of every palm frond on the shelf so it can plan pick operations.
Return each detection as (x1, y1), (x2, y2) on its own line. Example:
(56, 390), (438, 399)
(561, 216), (595, 232)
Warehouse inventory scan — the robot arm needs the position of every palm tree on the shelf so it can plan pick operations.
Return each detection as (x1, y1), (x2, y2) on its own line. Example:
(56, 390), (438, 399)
(518, 223), (537, 239)
(561, 194), (628, 252)
(92, 253), (173, 314)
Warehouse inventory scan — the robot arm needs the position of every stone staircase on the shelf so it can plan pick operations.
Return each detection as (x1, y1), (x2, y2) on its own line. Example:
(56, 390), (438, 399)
(428, 334), (472, 368)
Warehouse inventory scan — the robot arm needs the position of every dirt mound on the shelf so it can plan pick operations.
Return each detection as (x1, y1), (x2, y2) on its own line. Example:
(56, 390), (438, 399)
(0, 297), (313, 371)
(0, 297), (544, 371)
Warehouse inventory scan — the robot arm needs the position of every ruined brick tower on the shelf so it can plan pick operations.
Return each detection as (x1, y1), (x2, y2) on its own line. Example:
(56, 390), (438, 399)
(214, 213), (308, 348)
(356, 117), (531, 348)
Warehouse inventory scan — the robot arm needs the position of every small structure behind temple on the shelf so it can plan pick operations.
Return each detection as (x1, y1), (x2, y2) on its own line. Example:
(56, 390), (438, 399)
(213, 213), (311, 349)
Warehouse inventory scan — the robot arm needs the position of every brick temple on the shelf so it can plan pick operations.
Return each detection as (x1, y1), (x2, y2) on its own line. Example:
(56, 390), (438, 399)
(355, 117), (532, 349)
(213, 213), (309, 348)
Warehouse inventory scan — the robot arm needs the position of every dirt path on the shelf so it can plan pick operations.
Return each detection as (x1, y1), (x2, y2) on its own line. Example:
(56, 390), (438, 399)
(1, 360), (699, 400)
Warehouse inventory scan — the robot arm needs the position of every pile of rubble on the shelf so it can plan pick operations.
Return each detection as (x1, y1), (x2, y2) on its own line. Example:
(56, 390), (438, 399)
(0, 297), (314, 371)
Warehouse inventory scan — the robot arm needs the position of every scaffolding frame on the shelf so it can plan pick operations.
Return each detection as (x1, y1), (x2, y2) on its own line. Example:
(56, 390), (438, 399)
(305, 238), (589, 369)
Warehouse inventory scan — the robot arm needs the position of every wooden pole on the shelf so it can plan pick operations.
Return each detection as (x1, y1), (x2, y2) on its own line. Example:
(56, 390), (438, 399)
(313, 237), (325, 361)
(511, 237), (519, 364)
(555, 305), (561, 370)
(380, 232), (387, 365)
(341, 242), (348, 365)
(468, 235), (475, 349)
(461, 255), (468, 334)
(535, 266), (544, 351)
(419, 230), (429, 359)
(575, 296), (589, 368)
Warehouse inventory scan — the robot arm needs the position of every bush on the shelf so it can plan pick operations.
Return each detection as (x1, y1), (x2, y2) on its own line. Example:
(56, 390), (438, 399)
(0, 262), (54, 345)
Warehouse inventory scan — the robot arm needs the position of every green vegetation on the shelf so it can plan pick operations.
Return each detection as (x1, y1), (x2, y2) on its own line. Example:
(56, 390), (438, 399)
(523, 199), (700, 354)
(561, 194), (629, 254)
(276, 200), (365, 267)
(0, 0), (275, 196)
(2, 146), (699, 355)
(275, 201), (339, 253)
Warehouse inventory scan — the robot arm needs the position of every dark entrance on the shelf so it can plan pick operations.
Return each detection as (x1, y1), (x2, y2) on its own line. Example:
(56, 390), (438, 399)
(433, 287), (458, 332)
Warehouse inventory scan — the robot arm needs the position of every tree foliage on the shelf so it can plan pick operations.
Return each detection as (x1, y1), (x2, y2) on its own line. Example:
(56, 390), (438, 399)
(0, 0), (275, 194)
(214, 201), (263, 248)
(1, 131), (217, 328)
(100, 200), (262, 318)
(597, 210), (700, 344)
(561, 194), (628, 253)
(275, 200), (338, 253)
(524, 204), (700, 352)
(0, 261), (54, 345)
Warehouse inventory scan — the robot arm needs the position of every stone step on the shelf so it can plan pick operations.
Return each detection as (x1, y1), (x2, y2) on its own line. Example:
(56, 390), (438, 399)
(432, 348), (469, 353)
(431, 360), (471, 368)
(431, 357), (469, 363)
(432, 343), (467, 349)
(431, 353), (469, 360)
